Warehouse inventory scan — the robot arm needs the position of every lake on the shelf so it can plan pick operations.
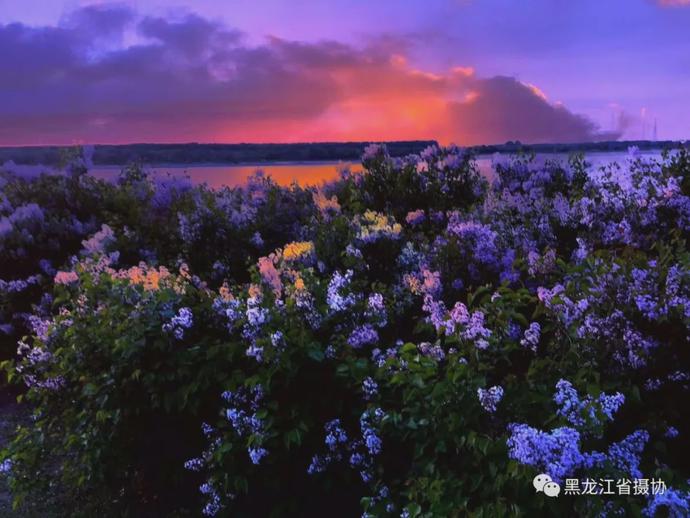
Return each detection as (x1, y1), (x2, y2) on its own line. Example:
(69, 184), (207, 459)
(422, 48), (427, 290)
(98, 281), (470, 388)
(89, 150), (666, 189)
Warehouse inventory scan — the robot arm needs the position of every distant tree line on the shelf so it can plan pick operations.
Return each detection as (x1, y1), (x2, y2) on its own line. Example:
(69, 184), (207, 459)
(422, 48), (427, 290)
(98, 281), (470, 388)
(469, 139), (685, 155)
(0, 139), (685, 166)
(0, 141), (437, 166)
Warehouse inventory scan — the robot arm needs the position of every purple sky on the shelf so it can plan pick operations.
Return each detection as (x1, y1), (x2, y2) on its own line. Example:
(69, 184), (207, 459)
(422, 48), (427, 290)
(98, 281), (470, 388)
(1, 0), (689, 145)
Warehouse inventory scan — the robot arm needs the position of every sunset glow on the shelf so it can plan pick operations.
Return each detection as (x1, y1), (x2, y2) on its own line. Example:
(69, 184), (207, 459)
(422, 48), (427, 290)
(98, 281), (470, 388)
(1, 0), (689, 145)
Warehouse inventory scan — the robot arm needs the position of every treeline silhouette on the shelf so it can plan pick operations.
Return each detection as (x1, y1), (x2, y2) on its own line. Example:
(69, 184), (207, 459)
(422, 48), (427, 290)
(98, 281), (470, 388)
(0, 139), (684, 166)
(0, 141), (436, 166)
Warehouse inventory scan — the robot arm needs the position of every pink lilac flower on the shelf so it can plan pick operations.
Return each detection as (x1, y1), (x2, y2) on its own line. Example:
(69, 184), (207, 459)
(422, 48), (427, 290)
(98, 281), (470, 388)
(405, 210), (425, 225)
(54, 271), (79, 285)
(81, 224), (115, 255)
(258, 255), (282, 298)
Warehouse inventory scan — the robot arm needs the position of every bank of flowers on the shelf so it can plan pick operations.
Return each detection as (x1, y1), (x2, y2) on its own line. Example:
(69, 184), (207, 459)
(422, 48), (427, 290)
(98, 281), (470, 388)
(0, 144), (689, 516)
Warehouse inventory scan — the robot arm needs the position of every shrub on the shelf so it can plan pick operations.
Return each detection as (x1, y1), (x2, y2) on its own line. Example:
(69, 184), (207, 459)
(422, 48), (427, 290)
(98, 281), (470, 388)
(1, 145), (689, 516)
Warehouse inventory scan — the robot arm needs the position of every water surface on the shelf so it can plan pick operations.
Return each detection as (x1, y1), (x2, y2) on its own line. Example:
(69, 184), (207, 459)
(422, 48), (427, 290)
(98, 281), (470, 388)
(89, 150), (665, 189)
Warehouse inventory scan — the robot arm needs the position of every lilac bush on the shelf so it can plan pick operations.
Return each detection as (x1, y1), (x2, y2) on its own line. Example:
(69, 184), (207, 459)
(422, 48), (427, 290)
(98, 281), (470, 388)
(1, 144), (689, 516)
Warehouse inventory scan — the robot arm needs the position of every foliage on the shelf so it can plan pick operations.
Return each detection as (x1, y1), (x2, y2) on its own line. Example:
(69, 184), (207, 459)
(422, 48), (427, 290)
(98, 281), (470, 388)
(1, 144), (689, 516)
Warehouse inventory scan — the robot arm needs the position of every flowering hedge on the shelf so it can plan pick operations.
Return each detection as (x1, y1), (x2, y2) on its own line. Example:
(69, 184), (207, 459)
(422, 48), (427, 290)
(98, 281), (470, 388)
(1, 144), (689, 516)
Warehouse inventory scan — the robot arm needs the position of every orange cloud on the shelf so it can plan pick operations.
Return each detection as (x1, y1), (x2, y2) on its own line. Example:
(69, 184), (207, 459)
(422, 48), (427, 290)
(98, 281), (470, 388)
(0, 5), (617, 146)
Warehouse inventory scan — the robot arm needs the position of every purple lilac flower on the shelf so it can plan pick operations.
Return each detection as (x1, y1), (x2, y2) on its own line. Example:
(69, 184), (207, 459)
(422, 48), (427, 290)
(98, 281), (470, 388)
(644, 488), (690, 517)
(327, 270), (356, 312)
(348, 325), (378, 348)
(360, 409), (384, 456)
(554, 379), (624, 429)
(162, 307), (193, 340)
(665, 427), (680, 439)
(324, 419), (348, 450)
(599, 392), (626, 421)
(223, 386), (265, 438)
(446, 219), (499, 266)
(366, 293), (387, 327)
(418, 341), (446, 361)
(607, 430), (649, 479)
(0, 459), (12, 474)
(363, 377), (379, 400)
(506, 424), (584, 482)
(346, 244), (363, 259)
(507, 321), (522, 341)
(250, 231), (264, 247)
(200, 480), (222, 516)
(362, 143), (385, 161)
(422, 295), (454, 336)
(248, 447), (268, 465)
(477, 386), (504, 413)
(461, 310), (492, 348)
(520, 322), (541, 352)
(184, 457), (204, 471)
(307, 455), (330, 474)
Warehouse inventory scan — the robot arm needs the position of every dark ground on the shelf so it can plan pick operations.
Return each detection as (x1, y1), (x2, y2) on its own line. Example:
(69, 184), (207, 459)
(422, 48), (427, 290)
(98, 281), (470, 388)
(0, 389), (66, 517)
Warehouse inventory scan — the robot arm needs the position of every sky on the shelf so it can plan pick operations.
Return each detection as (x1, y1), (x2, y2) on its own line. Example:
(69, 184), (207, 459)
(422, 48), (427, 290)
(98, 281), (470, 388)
(0, 0), (689, 146)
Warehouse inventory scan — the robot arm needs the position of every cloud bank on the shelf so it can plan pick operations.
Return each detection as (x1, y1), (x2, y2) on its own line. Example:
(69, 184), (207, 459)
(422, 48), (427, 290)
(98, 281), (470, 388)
(0, 4), (620, 146)
(657, 0), (690, 6)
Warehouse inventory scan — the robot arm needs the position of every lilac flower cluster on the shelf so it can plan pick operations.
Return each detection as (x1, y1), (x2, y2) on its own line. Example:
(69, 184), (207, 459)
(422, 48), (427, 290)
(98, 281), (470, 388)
(606, 430), (649, 479)
(0, 274), (42, 294)
(162, 307), (193, 340)
(307, 419), (350, 475)
(461, 310), (492, 349)
(222, 386), (268, 465)
(446, 218), (499, 269)
(212, 296), (242, 330)
(418, 341), (446, 361)
(477, 385), (504, 413)
(365, 293), (387, 327)
(553, 379), (624, 430)
(348, 324), (379, 348)
(405, 210), (425, 225)
(81, 224), (115, 256)
(371, 345), (402, 369)
(644, 488), (690, 517)
(5, 142), (690, 516)
(506, 374), (650, 483)
(362, 377), (379, 400)
(242, 289), (270, 361)
(309, 408), (385, 485)
(519, 322), (541, 351)
(327, 270), (356, 312)
(506, 424), (586, 482)
(420, 295), (492, 350)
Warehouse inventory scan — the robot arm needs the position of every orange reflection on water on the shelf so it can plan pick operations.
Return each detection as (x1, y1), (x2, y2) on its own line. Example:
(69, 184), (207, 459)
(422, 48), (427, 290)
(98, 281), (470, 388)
(91, 161), (363, 189)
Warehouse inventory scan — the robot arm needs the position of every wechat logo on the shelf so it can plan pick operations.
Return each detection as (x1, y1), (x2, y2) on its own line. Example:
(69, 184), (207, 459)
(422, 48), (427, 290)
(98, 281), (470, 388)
(533, 473), (561, 497)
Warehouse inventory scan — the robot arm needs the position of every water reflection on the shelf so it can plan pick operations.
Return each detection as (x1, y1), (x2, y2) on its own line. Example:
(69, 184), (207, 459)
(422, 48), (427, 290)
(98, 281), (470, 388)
(89, 150), (664, 189)
(91, 161), (364, 189)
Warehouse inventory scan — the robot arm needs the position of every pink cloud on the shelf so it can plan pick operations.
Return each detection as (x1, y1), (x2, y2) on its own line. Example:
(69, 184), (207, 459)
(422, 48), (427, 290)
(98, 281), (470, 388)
(0, 5), (618, 146)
